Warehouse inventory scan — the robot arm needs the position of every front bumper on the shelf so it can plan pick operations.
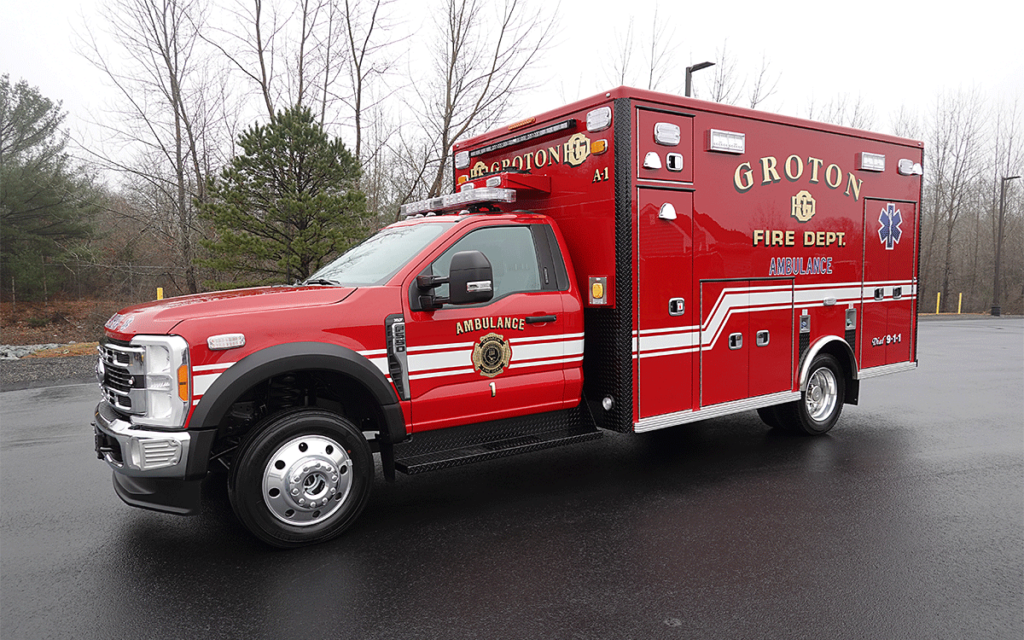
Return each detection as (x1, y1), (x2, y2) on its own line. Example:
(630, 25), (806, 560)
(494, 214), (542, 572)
(94, 400), (192, 477)
(93, 401), (214, 515)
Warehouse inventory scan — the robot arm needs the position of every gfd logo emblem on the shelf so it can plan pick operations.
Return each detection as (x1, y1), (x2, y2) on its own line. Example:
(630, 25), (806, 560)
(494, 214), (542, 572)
(472, 332), (512, 378)
(564, 133), (591, 167)
(791, 190), (816, 223)
(878, 203), (903, 250)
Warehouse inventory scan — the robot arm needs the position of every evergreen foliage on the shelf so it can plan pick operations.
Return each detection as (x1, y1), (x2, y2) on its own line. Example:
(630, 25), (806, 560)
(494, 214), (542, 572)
(198, 105), (371, 288)
(0, 75), (100, 301)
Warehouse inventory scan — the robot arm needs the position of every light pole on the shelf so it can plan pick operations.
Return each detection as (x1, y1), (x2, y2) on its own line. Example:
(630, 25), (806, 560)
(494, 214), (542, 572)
(685, 61), (715, 98)
(991, 174), (1020, 316)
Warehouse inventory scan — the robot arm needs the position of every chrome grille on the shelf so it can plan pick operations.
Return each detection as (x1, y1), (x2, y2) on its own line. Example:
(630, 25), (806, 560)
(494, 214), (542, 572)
(98, 342), (146, 414)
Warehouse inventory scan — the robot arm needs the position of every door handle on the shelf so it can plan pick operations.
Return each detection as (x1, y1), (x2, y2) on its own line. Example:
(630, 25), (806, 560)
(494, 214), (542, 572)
(524, 315), (557, 324)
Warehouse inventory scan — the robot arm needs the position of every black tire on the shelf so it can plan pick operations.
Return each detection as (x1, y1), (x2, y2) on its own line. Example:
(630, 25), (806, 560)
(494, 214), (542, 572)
(228, 408), (373, 548)
(779, 354), (845, 435)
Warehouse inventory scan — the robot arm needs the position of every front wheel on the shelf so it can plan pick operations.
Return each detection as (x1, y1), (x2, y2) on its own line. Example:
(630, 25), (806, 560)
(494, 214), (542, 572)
(228, 408), (373, 548)
(779, 354), (845, 435)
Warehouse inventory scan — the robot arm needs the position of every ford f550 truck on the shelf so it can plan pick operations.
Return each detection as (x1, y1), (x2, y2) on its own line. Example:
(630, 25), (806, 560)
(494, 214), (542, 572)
(93, 87), (923, 547)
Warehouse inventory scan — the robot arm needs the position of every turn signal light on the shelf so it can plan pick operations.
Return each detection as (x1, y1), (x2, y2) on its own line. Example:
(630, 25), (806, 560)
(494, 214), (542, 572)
(177, 364), (189, 402)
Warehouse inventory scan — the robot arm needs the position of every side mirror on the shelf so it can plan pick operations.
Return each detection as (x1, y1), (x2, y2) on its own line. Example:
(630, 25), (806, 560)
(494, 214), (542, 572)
(416, 250), (493, 309)
(448, 250), (493, 305)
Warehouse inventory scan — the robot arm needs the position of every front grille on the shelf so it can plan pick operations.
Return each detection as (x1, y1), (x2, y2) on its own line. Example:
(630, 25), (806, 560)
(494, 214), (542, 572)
(98, 342), (146, 414)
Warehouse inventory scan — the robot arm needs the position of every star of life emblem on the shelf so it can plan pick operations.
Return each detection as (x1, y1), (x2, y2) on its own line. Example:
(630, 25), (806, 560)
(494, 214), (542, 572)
(878, 203), (903, 250)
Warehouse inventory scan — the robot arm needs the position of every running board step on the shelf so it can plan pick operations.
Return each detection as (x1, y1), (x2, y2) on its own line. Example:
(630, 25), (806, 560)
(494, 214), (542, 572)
(393, 408), (601, 475)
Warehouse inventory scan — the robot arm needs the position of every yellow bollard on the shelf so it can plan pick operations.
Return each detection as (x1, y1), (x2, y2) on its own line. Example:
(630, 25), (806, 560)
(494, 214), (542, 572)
(157, 287), (164, 300)
(957, 293), (962, 314)
(936, 292), (941, 314)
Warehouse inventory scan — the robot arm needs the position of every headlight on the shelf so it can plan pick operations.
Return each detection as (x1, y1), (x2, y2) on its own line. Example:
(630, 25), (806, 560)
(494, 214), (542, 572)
(131, 335), (190, 429)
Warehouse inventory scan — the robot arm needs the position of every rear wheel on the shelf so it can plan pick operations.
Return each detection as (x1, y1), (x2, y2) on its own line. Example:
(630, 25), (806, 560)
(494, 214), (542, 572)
(779, 354), (845, 435)
(228, 408), (373, 548)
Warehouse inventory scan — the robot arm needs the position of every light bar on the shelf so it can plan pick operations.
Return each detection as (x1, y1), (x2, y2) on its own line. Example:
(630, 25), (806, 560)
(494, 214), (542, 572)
(857, 152), (885, 172)
(471, 119), (576, 157)
(400, 187), (517, 217)
(707, 129), (745, 154)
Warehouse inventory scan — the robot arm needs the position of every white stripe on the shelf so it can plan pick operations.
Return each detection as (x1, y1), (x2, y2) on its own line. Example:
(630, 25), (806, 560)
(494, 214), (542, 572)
(192, 372), (221, 396)
(367, 357), (389, 376)
(508, 356), (583, 369)
(409, 349), (471, 373)
(409, 367), (476, 380)
(407, 340), (475, 353)
(192, 362), (236, 372)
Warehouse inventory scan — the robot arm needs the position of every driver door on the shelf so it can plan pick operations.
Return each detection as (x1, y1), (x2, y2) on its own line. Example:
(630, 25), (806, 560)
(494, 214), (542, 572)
(403, 223), (573, 432)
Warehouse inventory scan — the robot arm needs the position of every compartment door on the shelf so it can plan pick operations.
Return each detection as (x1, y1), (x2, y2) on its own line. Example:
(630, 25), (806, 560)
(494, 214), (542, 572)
(861, 199), (917, 367)
(636, 188), (694, 419)
(700, 280), (749, 407)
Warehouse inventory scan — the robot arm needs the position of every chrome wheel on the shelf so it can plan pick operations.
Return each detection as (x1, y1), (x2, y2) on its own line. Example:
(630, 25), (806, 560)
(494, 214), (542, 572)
(776, 353), (845, 435)
(262, 435), (353, 526)
(229, 408), (373, 547)
(805, 366), (838, 423)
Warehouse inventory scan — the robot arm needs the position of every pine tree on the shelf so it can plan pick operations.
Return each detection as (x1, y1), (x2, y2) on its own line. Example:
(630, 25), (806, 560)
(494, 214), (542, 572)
(199, 105), (371, 287)
(0, 75), (100, 301)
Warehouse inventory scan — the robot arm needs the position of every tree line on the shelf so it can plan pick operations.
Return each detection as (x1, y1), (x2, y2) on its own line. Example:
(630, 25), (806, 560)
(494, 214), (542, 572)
(1, 0), (1021, 317)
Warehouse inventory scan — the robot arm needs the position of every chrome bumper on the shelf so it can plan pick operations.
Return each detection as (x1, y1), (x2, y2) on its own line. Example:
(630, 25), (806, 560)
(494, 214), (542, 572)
(93, 401), (191, 479)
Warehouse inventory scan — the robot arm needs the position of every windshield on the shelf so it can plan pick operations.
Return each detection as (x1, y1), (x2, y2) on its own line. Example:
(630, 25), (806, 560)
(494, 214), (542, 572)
(305, 222), (453, 286)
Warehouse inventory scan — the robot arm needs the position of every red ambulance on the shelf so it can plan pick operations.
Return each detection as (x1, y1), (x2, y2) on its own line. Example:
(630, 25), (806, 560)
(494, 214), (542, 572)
(93, 87), (923, 546)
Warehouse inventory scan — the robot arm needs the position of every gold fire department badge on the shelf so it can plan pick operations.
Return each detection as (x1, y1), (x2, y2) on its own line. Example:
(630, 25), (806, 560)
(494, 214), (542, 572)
(791, 190), (816, 223)
(472, 332), (512, 378)
(564, 133), (591, 167)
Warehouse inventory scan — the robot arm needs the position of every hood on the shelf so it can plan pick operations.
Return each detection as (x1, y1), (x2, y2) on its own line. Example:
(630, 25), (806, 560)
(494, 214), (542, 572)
(104, 285), (355, 341)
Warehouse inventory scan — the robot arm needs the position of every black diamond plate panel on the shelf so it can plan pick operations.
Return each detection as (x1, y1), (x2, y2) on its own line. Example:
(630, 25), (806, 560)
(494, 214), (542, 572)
(393, 407), (601, 474)
(580, 97), (635, 434)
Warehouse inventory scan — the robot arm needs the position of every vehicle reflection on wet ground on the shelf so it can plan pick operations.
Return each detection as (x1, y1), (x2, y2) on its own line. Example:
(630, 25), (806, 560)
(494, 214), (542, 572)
(2, 317), (1021, 639)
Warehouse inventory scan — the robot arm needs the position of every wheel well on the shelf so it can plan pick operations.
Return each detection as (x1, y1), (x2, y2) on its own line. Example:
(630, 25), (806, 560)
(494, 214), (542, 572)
(207, 369), (386, 472)
(812, 339), (860, 406)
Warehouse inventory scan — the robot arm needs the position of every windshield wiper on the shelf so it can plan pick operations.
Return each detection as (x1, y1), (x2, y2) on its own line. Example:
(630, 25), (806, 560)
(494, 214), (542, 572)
(304, 278), (338, 286)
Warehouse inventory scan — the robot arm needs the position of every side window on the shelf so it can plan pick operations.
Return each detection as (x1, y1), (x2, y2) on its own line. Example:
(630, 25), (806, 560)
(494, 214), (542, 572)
(432, 226), (541, 300)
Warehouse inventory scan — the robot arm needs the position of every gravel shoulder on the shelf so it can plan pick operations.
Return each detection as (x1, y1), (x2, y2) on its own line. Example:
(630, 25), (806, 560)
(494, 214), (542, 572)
(0, 355), (97, 391)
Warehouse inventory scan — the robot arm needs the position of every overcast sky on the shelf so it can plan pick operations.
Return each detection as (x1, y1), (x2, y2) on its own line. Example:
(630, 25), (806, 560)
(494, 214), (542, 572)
(3, 0), (1023, 150)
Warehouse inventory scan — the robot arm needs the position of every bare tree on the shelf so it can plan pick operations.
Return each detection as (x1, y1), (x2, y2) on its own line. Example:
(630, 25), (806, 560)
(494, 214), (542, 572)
(922, 89), (986, 312)
(416, 0), (555, 198)
(337, 0), (401, 163)
(80, 0), (224, 293)
(747, 54), (779, 109)
(605, 18), (635, 88)
(203, 0), (289, 120)
(705, 40), (742, 105)
(808, 93), (875, 130)
(988, 97), (1024, 313)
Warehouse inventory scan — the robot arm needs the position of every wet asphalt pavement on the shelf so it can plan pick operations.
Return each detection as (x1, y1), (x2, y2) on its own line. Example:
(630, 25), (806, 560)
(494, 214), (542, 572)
(1, 317), (1022, 640)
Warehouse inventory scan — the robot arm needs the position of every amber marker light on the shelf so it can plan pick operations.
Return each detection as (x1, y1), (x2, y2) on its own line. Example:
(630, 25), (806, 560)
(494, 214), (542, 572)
(591, 139), (608, 154)
(592, 282), (605, 300)
(177, 364), (190, 402)
(508, 117), (536, 132)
